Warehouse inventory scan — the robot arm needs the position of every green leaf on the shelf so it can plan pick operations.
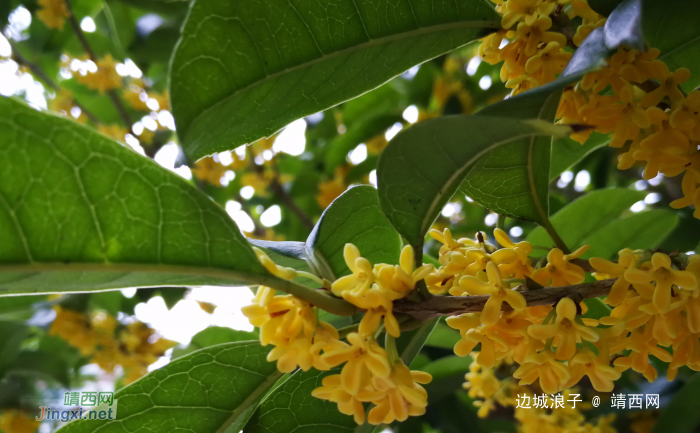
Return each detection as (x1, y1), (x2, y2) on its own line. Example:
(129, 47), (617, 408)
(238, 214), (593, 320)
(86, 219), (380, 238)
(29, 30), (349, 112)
(424, 322), (460, 350)
(581, 297), (612, 320)
(422, 355), (472, 402)
(525, 189), (645, 252)
(170, 0), (500, 160)
(397, 318), (439, 365)
(58, 341), (284, 433)
(4, 349), (70, 386)
(172, 327), (258, 359)
(460, 81), (567, 225)
(550, 133), (609, 180)
(0, 97), (323, 303)
(0, 321), (28, 376)
(582, 209), (679, 260)
(652, 373), (700, 433)
(377, 116), (571, 251)
(307, 185), (402, 280)
(643, 0), (700, 90)
(244, 367), (356, 433)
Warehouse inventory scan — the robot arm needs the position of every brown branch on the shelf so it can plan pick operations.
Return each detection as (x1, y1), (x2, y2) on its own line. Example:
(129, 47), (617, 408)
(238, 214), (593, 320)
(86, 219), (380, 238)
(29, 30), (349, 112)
(393, 279), (615, 322)
(248, 154), (315, 231)
(9, 42), (100, 124)
(269, 177), (315, 231)
(64, 0), (133, 133)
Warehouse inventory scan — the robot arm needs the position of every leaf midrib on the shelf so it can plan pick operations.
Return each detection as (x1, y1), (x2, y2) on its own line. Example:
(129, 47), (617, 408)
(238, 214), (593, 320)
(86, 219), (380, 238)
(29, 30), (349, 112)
(526, 90), (560, 226)
(0, 262), (341, 311)
(417, 131), (551, 245)
(182, 19), (500, 145)
(216, 369), (284, 433)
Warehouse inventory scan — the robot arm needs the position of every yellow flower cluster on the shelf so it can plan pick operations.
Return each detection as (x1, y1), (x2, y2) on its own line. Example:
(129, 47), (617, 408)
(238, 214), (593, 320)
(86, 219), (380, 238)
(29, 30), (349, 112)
(48, 89), (84, 121)
(242, 245), (435, 425)
(317, 166), (349, 209)
(429, 228), (698, 403)
(36, 0), (69, 30)
(591, 252), (700, 381)
(481, 0), (700, 219)
(71, 55), (122, 93)
(479, 0), (579, 95)
(124, 79), (169, 112)
(192, 156), (231, 186)
(97, 124), (127, 142)
(0, 410), (40, 433)
(50, 306), (175, 384)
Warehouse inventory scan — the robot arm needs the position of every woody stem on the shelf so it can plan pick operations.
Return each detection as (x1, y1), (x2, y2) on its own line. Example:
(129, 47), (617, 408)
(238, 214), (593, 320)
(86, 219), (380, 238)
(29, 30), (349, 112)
(393, 278), (615, 321)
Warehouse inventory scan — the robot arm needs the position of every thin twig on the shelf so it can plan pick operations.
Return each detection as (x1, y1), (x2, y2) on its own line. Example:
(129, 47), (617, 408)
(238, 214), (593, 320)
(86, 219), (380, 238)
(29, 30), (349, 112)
(393, 279), (615, 321)
(248, 153), (315, 231)
(64, 0), (133, 132)
(269, 177), (315, 231)
(9, 42), (100, 123)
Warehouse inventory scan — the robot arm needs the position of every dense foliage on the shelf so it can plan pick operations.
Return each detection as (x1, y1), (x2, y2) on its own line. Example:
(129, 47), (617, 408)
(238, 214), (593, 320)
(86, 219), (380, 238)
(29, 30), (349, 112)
(1, 0), (700, 432)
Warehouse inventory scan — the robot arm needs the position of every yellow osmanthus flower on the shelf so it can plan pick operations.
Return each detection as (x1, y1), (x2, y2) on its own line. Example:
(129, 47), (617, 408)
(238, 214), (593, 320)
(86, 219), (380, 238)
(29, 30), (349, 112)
(36, 0), (69, 30)
(191, 157), (229, 186)
(76, 55), (122, 93)
(365, 134), (389, 155)
(0, 410), (40, 433)
(590, 248), (640, 306)
(240, 171), (276, 196)
(49, 89), (74, 115)
(50, 307), (173, 384)
(527, 297), (599, 360)
(624, 252), (697, 313)
(331, 243), (376, 305)
(317, 176), (346, 209)
(513, 349), (570, 394)
(98, 124), (127, 142)
(613, 324), (672, 382)
(321, 332), (392, 394)
(531, 245), (590, 287)
(565, 347), (621, 392)
(446, 313), (509, 367)
(366, 363), (431, 424)
(455, 262), (527, 326)
(244, 228), (285, 241)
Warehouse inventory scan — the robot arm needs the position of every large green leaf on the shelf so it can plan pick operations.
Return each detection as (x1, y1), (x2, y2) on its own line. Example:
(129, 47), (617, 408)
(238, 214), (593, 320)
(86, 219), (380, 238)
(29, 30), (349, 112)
(0, 97), (328, 301)
(583, 209), (679, 260)
(307, 185), (402, 281)
(0, 321), (28, 376)
(244, 366), (356, 433)
(652, 373), (700, 433)
(644, 0), (700, 90)
(169, 0), (500, 160)
(377, 116), (571, 252)
(525, 189), (644, 252)
(550, 133), (609, 180)
(3, 349), (70, 386)
(58, 341), (283, 433)
(460, 81), (565, 225)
